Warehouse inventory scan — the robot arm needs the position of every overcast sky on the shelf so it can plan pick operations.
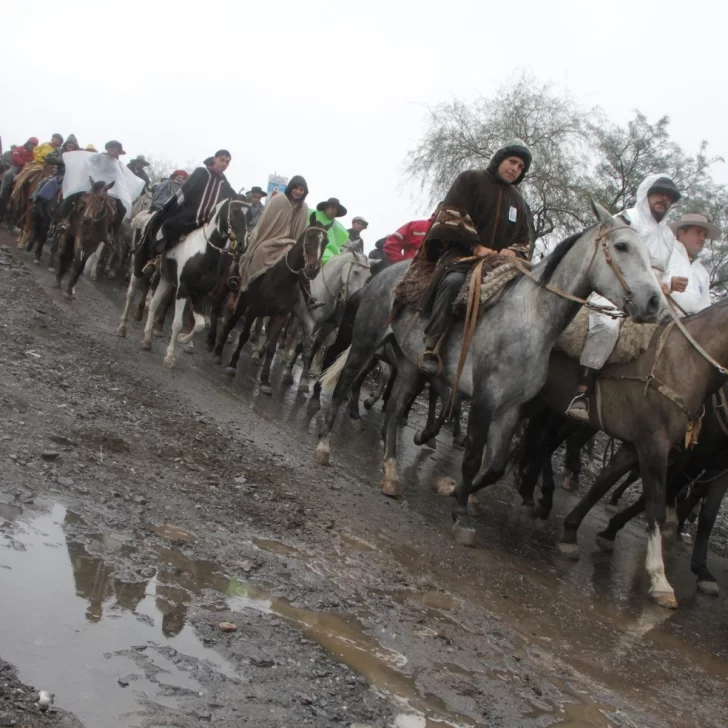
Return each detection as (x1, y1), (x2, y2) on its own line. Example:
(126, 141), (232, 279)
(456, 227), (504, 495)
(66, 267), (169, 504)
(4, 0), (725, 251)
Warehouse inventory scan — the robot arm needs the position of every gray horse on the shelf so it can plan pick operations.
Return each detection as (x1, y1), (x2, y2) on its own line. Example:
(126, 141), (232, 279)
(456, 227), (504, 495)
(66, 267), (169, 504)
(315, 203), (661, 538)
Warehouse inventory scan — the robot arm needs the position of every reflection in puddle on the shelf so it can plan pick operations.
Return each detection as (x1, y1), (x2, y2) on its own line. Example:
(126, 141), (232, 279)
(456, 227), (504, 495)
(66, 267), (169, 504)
(0, 503), (236, 727)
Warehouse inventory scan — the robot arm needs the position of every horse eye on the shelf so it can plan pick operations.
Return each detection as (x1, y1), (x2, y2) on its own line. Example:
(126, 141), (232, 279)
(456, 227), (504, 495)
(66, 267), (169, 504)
(615, 242), (629, 252)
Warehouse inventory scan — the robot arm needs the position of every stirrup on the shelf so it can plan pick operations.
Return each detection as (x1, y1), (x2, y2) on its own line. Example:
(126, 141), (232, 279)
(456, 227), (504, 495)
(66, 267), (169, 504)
(417, 350), (443, 376)
(566, 392), (590, 422)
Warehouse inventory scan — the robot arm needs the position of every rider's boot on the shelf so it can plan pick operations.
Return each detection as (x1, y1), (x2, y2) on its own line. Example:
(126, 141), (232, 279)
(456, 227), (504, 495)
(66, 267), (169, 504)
(419, 274), (461, 376)
(566, 366), (598, 422)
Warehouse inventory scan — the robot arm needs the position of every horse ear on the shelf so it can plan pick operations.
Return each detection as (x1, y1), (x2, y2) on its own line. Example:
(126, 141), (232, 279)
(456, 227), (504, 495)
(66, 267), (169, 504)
(89, 176), (96, 187)
(590, 198), (616, 227)
(105, 181), (116, 191)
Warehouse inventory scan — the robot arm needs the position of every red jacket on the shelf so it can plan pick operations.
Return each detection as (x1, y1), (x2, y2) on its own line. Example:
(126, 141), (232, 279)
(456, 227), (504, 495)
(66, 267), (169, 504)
(11, 146), (34, 169)
(384, 215), (434, 263)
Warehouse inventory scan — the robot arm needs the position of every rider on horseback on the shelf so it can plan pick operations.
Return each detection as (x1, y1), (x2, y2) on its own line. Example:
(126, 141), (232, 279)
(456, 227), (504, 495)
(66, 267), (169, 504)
(417, 139), (532, 375)
(566, 174), (683, 421)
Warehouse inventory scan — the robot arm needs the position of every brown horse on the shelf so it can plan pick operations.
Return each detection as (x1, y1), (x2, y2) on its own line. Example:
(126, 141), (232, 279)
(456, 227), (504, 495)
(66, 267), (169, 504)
(525, 301), (728, 608)
(56, 179), (117, 299)
(10, 162), (51, 249)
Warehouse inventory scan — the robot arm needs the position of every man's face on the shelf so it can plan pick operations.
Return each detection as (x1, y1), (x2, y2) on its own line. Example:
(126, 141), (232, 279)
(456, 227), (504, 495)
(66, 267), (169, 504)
(213, 155), (231, 173)
(647, 192), (674, 222)
(290, 185), (305, 200)
(252, 192), (263, 205)
(677, 226), (707, 260)
(497, 156), (525, 184)
(66, 143), (78, 152)
(174, 175), (186, 185)
(51, 135), (63, 148)
(324, 205), (337, 219)
(24, 142), (35, 152)
(352, 220), (366, 232)
(106, 146), (121, 159)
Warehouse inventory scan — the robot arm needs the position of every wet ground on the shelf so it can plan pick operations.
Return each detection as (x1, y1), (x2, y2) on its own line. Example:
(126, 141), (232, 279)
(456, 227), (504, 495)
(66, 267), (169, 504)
(1, 232), (727, 727)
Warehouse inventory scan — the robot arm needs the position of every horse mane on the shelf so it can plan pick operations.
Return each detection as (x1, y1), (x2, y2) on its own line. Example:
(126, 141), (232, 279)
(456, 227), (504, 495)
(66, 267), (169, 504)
(539, 225), (597, 288)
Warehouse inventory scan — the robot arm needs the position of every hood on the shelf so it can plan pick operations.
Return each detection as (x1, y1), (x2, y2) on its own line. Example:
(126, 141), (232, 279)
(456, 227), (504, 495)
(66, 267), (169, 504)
(631, 173), (679, 230)
(285, 175), (309, 201)
(62, 133), (79, 151)
(486, 138), (532, 185)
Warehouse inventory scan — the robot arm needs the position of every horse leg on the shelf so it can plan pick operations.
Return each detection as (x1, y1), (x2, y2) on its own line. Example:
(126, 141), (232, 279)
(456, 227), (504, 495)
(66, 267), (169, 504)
(348, 355), (379, 429)
(558, 443), (637, 559)
(605, 469), (641, 513)
(380, 360), (424, 498)
(117, 272), (144, 337)
(164, 296), (187, 368)
(363, 364), (386, 410)
(315, 345), (377, 465)
(451, 396), (466, 449)
(141, 278), (172, 350)
(213, 297), (246, 365)
(259, 315), (287, 394)
(55, 233), (73, 289)
(537, 422), (586, 519)
(595, 495), (645, 553)
(90, 241), (104, 281)
(177, 302), (205, 346)
(65, 241), (87, 298)
(516, 410), (553, 508)
(691, 479), (728, 596)
(414, 382), (450, 447)
(224, 310), (255, 375)
(297, 317), (317, 394)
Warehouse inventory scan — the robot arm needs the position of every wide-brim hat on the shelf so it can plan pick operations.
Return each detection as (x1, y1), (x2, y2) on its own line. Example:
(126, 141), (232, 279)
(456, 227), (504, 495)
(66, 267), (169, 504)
(134, 154), (150, 167)
(105, 140), (127, 155)
(317, 197), (347, 217)
(668, 213), (721, 240)
(352, 216), (369, 227)
(248, 185), (267, 197)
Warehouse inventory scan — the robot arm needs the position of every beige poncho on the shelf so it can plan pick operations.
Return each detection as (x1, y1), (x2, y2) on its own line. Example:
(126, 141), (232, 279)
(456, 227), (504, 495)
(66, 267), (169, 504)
(237, 193), (309, 292)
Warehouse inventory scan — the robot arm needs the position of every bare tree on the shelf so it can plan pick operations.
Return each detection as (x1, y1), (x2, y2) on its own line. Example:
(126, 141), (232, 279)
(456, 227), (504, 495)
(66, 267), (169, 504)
(146, 156), (178, 186)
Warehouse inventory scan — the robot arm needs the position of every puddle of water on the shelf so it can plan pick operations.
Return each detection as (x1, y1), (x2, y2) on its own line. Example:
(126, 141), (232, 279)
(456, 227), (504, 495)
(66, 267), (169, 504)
(226, 584), (474, 727)
(153, 523), (197, 542)
(0, 503), (236, 727)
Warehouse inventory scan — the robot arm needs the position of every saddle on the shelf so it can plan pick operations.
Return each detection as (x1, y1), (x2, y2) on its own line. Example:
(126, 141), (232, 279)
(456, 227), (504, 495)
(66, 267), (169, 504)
(554, 306), (659, 364)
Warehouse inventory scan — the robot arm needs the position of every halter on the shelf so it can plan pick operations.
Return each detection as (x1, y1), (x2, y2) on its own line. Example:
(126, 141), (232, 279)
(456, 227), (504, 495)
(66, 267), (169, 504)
(511, 223), (636, 318)
(321, 253), (370, 302)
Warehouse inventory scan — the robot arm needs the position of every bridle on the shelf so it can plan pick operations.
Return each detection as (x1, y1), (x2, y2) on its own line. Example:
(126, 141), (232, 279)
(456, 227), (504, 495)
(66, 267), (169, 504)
(203, 199), (249, 253)
(511, 223), (636, 318)
(321, 253), (370, 302)
(285, 226), (327, 279)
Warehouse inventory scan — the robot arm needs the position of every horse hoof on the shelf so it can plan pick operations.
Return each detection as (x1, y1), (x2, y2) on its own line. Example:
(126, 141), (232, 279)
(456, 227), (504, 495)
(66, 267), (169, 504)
(116, 326), (127, 338)
(259, 384), (272, 395)
(380, 479), (401, 498)
(153, 329), (165, 338)
(251, 353), (260, 364)
(183, 343), (195, 354)
(363, 399), (374, 411)
(64, 291), (74, 300)
(432, 476), (457, 497)
(141, 340), (152, 351)
(33, 258), (39, 266)
(224, 366), (237, 377)
(212, 355), (222, 366)
(163, 356), (175, 368)
(649, 591), (678, 609)
(349, 417), (361, 430)
(281, 373), (294, 386)
(425, 438), (437, 450)
(308, 397), (321, 410)
(89, 274), (97, 282)
(533, 504), (550, 520)
(298, 383), (309, 394)
(467, 495), (481, 517)
(48, 266), (55, 273)
(697, 580), (720, 596)
(453, 434), (467, 449)
(557, 542), (580, 560)
(595, 535), (615, 553)
(605, 503), (620, 514)
(561, 476), (578, 493)
(314, 445), (330, 466)
(452, 523), (476, 547)
(414, 430), (425, 446)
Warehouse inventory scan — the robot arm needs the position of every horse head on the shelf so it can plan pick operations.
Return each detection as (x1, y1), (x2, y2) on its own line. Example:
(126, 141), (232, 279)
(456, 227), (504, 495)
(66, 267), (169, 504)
(587, 200), (661, 323)
(343, 250), (371, 298)
(81, 177), (115, 226)
(225, 196), (250, 254)
(302, 224), (329, 279)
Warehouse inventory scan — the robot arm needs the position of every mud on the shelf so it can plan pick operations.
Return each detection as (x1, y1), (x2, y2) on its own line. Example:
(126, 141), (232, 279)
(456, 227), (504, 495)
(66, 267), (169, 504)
(1, 235), (728, 727)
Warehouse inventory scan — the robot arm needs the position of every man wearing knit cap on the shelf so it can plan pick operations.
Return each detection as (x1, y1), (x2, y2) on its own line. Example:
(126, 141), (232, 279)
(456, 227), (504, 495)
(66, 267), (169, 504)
(0, 137), (38, 223)
(415, 139), (532, 375)
(150, 170), (189, 211)
(567, 173), (683, 421)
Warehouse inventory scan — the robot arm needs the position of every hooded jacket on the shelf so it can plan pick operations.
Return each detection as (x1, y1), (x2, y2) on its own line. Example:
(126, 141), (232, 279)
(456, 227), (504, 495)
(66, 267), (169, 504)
(423, 139), (531, 260)
(384, 214), (434, 263)
(619, 174), (679, 283)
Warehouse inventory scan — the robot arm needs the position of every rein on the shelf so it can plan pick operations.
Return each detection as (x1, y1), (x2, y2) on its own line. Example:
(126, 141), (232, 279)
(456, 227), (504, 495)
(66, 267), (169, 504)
(321, 255), (370, 303)
(510, 224), (635, 318)
(202, 199), (248, 254)
(285, 228), (326, 279)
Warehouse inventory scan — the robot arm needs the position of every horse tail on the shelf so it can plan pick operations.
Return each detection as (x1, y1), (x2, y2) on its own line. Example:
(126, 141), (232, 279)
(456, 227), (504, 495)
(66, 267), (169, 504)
(318, 346), (351, 393)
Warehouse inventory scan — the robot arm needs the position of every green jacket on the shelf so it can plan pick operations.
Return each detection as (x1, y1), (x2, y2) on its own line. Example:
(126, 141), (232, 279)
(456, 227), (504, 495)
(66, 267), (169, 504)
(310, 208), (349, 264)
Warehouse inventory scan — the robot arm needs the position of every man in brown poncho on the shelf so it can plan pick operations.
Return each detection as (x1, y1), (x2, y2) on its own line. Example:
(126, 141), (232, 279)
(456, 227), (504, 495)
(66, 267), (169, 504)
(415, 139), (533, 375)
(237, 175), (310, 292)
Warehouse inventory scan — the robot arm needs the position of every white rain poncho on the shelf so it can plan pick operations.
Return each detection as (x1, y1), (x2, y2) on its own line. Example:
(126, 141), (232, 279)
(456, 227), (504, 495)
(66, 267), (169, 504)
(61, 150), (145, 217)
(620, 173), (679, 283)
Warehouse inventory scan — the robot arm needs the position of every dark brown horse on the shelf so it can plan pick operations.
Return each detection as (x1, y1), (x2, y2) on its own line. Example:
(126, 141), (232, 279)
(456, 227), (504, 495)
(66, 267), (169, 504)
(211, 224), (328, 394)
(56, 179), (117, 298)
(522, 301), (728, 607)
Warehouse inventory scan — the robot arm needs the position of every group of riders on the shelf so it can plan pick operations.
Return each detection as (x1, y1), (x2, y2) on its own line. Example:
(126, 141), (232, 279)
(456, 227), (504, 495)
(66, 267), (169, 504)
(0, 133), (720, 423)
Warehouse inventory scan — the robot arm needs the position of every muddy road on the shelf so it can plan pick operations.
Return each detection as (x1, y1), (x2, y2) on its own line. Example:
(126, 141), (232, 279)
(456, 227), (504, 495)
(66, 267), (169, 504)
(1, 233), (727, 728)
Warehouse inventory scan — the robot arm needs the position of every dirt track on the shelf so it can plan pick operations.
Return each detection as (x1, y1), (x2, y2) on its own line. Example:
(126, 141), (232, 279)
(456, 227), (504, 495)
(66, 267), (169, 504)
(1, 232), (727, 728)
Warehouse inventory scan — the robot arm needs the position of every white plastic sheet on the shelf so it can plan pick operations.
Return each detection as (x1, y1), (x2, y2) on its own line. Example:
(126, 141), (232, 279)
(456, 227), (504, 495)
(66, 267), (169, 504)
(61, 150), (145, 216)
